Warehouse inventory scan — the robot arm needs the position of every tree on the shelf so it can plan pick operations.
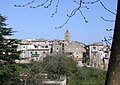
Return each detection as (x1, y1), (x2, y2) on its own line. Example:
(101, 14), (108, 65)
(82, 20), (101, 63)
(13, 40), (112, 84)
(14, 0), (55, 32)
(105, 1), (120, 85)
(43, 54), (77, 79)
(16, 62), (45, 85)
(0, 14), (20, 63)
(0, 14), (21, 84)
(77, 66), (106, 85)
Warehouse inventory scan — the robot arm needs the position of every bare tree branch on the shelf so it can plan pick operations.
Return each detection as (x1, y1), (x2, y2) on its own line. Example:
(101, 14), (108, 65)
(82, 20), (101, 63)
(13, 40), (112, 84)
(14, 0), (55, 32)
(109, 36), (113, 39)
(51, 0), (59, 17)
(14, 0), (36, 7)
(81, 6), (89, 9)
(79, 9), (88, 23)
(73, 0), (80, 5)
(83, 0), (100, 4)
(101, 17), (115, 22)
(67, 8), (79, 17)
(30, 0), (49, 8)
(55, 0), (90, 29)
(14, 0), (53, 9)
(44, 0), (53, 8)
(102, 37), (112, 46)
(100, 1), (116, 15)
(106, 28), (114, 31)
(55, 17), (70, 29)
(67, 0), (82, 17)
(14, 0), (115, 29)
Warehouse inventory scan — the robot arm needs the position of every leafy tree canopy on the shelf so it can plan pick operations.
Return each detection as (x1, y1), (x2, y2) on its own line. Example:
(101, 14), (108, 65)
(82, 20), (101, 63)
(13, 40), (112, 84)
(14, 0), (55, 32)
(43, 54), (77, 79)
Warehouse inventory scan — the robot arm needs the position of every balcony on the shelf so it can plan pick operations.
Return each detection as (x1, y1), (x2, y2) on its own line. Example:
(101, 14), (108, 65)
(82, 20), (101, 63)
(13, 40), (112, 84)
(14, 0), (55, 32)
(31, 54), (39, 57)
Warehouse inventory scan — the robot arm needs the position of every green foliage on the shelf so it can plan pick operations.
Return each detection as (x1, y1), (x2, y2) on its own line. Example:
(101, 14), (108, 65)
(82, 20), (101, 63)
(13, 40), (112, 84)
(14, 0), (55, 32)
(66, 57), (77, 75)
(67, 66), (106, 85)
(43, 54), (106, 85)
(0, 14), (21, 84)
(43, 54), (77, 80)
(15, 62), (45, 77)
(0, 64), (21, 85)
(0, 14), (20, 63)
(15, 62), (45, 85)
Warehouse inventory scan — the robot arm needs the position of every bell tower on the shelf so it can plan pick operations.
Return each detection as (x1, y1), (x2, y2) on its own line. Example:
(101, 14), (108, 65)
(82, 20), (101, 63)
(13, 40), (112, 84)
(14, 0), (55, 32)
(64, 30), (70, 42)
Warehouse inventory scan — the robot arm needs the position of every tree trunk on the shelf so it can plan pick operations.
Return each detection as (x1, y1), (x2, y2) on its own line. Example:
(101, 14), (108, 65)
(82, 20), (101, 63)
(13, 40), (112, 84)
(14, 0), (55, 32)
(105, 0), (120, 85)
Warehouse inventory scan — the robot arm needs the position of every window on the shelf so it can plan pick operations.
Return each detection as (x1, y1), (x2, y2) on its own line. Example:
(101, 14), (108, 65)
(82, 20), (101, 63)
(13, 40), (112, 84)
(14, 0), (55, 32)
(77, 56), (79, 58)
(35, 52), (37, 54)
(45, 45), (48, 48)
(43, 51), (46, 54)
(76, 52), (78, 54)
(34, 45), (38, 48)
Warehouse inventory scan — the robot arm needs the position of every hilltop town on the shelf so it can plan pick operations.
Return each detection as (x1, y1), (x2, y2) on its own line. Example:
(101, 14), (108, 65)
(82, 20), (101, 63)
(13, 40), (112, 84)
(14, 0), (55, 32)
(17, 30), (111, 70)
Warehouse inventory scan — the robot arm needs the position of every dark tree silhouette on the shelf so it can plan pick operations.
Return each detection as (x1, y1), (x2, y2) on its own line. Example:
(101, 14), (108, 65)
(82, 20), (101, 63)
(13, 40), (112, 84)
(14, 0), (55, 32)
(0, 14), (21, 84)
(105, 1), (120, 85)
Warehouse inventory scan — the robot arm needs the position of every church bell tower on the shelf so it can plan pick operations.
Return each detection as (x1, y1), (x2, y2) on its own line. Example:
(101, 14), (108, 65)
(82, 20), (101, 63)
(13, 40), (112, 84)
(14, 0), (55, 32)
(64, 30), (70, 42)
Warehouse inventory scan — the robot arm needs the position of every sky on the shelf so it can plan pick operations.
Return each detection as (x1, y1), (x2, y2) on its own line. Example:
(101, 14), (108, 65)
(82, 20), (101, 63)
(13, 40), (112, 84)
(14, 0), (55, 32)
(0, 0), (117, 44)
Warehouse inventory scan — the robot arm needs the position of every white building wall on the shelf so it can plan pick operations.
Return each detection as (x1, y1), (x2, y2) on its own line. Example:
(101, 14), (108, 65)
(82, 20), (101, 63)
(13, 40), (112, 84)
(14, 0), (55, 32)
(18, 39), (51, 62)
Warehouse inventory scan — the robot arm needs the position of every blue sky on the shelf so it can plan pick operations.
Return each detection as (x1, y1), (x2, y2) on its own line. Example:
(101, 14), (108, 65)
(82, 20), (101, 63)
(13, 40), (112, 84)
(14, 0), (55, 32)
(0, 0), (117, 44)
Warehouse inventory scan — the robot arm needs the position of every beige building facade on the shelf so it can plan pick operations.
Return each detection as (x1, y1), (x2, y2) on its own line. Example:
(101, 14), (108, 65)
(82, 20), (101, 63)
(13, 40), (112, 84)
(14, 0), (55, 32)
(17, 39), (51, 62)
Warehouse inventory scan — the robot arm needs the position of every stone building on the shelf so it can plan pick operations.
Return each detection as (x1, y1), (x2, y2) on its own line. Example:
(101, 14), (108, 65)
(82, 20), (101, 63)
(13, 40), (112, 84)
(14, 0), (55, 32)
(49, 39), (68, 55)
(49, 30), (84, 61)
(64, 41), (84, 60)
(49, 30), (70, 55)
(89, 42), (110, 69)
(64, 30), (70, 42)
